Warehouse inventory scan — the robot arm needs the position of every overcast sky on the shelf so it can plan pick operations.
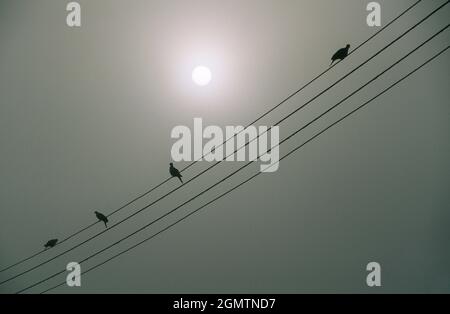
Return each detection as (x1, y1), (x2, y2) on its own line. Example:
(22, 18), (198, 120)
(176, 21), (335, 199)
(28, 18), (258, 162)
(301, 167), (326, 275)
(0, 0), (449, 293)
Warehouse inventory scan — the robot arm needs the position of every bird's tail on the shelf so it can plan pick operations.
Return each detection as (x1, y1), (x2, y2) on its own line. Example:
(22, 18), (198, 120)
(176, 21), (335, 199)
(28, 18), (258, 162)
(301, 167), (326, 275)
(178, 176), (183, 183)
(104, 221), (108, 228)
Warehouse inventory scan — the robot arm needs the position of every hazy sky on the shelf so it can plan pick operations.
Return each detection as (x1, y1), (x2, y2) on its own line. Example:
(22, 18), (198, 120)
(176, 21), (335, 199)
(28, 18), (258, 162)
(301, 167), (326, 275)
(0, 0), (449, 293)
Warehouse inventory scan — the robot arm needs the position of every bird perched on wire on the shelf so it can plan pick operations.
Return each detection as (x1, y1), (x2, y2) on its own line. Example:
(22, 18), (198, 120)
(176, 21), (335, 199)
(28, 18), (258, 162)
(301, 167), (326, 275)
(169, 163), (183, 183)
(95, 211), (108, 228)
(330, 44), (350, 66)
(44, 239), (58, 249)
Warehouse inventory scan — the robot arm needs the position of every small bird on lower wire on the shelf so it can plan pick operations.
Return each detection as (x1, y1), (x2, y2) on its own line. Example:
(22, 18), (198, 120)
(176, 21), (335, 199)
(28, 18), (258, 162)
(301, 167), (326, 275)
(330, 44), (350, 66)
(95, 211), (108, 228)
(169, 162), (183, 183)
(44, 239), (58, 249)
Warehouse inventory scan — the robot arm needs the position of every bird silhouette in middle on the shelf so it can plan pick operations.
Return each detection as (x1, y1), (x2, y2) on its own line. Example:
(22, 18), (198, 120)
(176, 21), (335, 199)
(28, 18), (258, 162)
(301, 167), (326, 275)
(169, 163), (183, 183)
(95, 211), (108, 228)
(330, 44), (350, 66)
(44, 239), (58, 249)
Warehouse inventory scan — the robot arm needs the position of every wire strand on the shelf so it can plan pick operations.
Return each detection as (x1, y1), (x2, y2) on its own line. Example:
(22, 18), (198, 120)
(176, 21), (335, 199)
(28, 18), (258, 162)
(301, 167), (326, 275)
(38, 45), (450, 295)
(1, 0), (446, 286)
(17, 27), (449, 293)
(0, 0), (425, 274)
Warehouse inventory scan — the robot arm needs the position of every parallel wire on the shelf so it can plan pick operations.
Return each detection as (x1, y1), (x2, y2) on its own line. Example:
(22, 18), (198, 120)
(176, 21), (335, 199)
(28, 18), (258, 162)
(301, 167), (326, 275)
(18, 28), (449, 293)
(0, 0), (424, 274)
(39, 45), (449, 295)
(1, 0), (446, 286)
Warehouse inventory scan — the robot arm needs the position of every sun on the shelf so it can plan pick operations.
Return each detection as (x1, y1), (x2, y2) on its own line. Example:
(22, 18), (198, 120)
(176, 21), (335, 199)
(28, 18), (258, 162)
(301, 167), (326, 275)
(192, 66), (212, 86)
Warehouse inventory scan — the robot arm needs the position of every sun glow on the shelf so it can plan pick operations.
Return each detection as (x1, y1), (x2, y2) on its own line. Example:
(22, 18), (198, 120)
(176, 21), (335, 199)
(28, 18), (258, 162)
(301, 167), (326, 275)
(192, 66), (212, 86)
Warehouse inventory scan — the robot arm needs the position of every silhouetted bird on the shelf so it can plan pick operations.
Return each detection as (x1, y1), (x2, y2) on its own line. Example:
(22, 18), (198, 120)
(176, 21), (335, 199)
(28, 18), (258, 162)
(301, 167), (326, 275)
(44, 239), (58, 249)
(330, 44), (350, 66)
(95, 211), (108, 228)
(169, 163), (183, 183)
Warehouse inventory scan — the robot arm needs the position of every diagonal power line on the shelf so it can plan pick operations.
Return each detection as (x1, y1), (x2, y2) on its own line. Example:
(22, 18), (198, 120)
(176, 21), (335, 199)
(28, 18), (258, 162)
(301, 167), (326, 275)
(17, 26), (449, 293)
(0, 0), (424, 274)
(38, 45), (450, 295)
(1, 0), (447, 286)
